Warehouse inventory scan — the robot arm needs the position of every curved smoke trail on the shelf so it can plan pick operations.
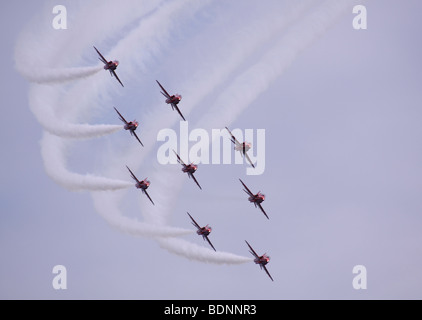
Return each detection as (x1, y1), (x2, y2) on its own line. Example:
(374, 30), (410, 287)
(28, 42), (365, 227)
(158, 238), (253, 264)
(29, 84), (122, 139)
(41, 133), (133, 191)
(91, 191), (194, 238)
(16, 1), (198, 237)
(17, 66), (103, 84)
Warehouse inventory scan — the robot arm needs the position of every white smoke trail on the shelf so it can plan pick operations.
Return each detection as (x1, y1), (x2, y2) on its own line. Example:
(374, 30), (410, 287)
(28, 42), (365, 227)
(41, 133), (133, 191)
(29, 84), (123, 139)
(92, 191), (194, 238)
(16, 1), (171, 183)
(158, 238), (252, 264)
(13, 0), (161, 76)
(30, 2), (219, 241)
(15, 0), (169, 139)
(197, 0), (359, 132)
(17, 66), (103, 84)
(24, 0), (214, 144)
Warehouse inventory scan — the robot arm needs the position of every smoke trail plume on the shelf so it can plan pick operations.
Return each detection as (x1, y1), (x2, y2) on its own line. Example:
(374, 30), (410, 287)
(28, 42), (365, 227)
(41, 133), (133, 191)
(29, 84), (123, 139)
(158, 238), (252, 264)
(18, 66), (103, 84)
(92, 191), (194, 238)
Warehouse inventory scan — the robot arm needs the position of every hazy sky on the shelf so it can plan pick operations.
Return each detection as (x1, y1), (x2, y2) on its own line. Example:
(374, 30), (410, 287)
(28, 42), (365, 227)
(1, 0), (422, 299)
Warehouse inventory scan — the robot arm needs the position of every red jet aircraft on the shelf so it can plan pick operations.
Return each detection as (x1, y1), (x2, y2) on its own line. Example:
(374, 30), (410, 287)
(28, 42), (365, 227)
(245, 240), (273, 281)
(94, 46), (124, 87)
(173, 150), (202, 190)
(225, 127), (255, 168)
(239, 179), (268, 219)
(156, 80), (185, 121)
(187, 212), (216, 251)
(126, 166), (154, 205)
(114, 107), (143, 146)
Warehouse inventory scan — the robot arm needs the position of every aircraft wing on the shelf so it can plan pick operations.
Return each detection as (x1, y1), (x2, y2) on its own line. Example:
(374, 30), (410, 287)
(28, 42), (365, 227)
(143, 189), (155, 205)
(132, 131), (144, 147)
(156, 80), (171, 99)
(262, 265), (274, 281)
(126, 166), (140, 183)
(190, 173), (202, 190)
(111, 70), (124, 87)
(245, 240), (260, 260)
(187, 212), (201, 230)
(244, 152), (255, 168)
(257, 203), (269, 220)
(93, 46), (108, 64)
(114, 107), (128, 125)
(161, 91), (170, 100)
(172, 103), (186, 121)
(173, 150), (186, 166)
(239, 179), (254, 197)
(205, 236), (216, 252)
(225, 127), (241, 146)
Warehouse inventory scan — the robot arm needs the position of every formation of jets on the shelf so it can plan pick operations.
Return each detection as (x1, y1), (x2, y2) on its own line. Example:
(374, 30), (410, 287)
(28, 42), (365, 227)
(93, 46), (273, 282)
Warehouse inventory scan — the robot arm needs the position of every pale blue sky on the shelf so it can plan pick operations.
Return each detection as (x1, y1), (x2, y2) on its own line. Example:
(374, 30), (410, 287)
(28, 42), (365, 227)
(1, 0), (422, 299)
